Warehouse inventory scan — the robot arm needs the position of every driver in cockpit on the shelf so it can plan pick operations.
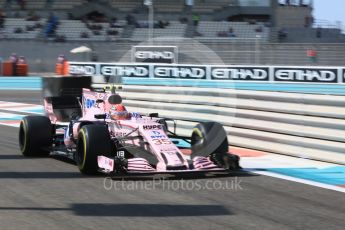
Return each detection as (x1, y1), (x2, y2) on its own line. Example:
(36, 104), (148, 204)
(109, 104), (132, 120)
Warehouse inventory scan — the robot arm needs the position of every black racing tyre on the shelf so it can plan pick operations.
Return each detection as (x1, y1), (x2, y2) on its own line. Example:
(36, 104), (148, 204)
(76, 125), (112, 175)
(209, 152), (241, 170)
(19, 116), (53, 157)
(191, 122), (228, 158)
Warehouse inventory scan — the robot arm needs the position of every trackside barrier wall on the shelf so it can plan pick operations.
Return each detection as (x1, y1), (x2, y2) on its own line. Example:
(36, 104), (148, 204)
(68, 62), (345, 84)
(68, 62), (345, 164)
(1, 75), (345, 164)
(116, 85), (345, 165)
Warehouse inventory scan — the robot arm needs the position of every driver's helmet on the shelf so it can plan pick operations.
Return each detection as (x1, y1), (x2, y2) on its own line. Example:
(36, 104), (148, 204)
(110, 104), (131, 120)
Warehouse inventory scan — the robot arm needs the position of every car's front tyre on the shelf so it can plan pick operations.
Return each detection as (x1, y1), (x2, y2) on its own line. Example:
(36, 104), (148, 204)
(76, 125), (112, 175)
(191, 122), (240, 170)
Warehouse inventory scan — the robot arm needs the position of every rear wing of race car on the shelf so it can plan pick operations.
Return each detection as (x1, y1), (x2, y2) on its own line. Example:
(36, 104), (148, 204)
(42, 76), (91, 122)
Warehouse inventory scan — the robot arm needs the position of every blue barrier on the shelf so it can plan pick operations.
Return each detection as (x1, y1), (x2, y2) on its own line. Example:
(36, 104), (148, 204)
(2, 76), (345, 95)
(0, 77), (41, 90)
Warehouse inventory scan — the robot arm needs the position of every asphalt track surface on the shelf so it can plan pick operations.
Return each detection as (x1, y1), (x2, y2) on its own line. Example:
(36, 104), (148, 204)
(0, 91), (344, 230)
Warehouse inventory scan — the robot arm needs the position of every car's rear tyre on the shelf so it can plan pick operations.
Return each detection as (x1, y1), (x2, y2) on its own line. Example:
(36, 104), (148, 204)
(19, 116), (53, 157)
(76, 125), (112, 175)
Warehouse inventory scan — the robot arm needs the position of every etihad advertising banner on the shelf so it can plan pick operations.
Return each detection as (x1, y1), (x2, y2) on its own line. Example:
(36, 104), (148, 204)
(132, 46), (178, 64)
(210, 66), (269, 81)
(273, 67), (338, 83)
(68, 62), (345, 83)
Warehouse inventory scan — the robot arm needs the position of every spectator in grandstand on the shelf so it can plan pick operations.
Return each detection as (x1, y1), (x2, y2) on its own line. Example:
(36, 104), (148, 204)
(56, 54), (68, 75)
(91, 53), (98, 62)
(45, 13), (59, 37)
(126, 14), (136, 26)
(80, 32), (89, 38)
(0, 11), (5, 29)
(14, 27), (23, 33)
(192, 14), (200, 27)
(57, 54), (67, 64)
(278, 28), (288, 40)
(156, 20), (169, 29)
(307, 47), (317, 64)
(9, 53), (18, 76)
(304, 16), (313, 28)
(316, 27), (322, 38)
(107, 29), (118, 36)
(228, 27), (236, 37)
(26, 25), (35, 32)
(17, 0), (26, 10)
(185, 0), (194, 6)
(9, 53), (18, 63)
(54, 35), (66, 43)
(248, 19), (257, 25)
(34, 22), (43, 29)
(17, 56), (26, 64)
(179, 17), (188, 24)
(26, 11), (40, 21)
(92, 30), (101, 36)
(110, 17), (119, 28)
(255, 26), (263, 33)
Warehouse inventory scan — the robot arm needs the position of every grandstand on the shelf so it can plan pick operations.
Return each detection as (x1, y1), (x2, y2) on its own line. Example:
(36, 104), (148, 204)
(196, 21), (269, 40)
(51, 0), (84, 10)
(54, 19), (124, 41)
(1, 0), (345, 71)
(109, 0), (141, 12)
(2, 18), (46, 39)
(192, 0), (232, 13)
(8, 0), (46, 10)
(131, 21), (187, 41)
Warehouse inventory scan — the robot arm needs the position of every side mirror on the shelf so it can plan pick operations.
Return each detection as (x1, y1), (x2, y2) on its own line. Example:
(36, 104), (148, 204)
(149, 113), (159, 118)
(108, 94), (122, 104)
(94, 114), (107, 119)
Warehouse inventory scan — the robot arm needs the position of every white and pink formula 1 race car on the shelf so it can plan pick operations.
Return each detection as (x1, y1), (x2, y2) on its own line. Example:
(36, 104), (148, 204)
(18, 76), (240, 177)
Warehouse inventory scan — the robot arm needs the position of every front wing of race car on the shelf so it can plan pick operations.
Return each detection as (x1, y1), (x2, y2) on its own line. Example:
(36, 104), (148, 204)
(97, 155), (232, 177)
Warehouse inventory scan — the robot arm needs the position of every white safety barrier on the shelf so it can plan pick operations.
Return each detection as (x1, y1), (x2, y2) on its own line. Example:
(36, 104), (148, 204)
(117, 85), (345, 165)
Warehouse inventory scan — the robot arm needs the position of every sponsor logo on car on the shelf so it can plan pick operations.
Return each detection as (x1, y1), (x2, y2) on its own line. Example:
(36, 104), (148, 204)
(143, 125), (163, 130)
(149, 131), (165, 138)
(151, 135), (166, 139)
(83, 97), (96, 109)
(151, 131), (161, 135)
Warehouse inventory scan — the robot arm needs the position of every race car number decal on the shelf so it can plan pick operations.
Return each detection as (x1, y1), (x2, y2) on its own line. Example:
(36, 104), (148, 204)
(116, 151), (125, 158)
(152, 139), (172, 145)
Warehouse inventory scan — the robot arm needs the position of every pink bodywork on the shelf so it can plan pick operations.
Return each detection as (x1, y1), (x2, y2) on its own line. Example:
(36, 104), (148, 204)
(45, 88), (222, 173)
